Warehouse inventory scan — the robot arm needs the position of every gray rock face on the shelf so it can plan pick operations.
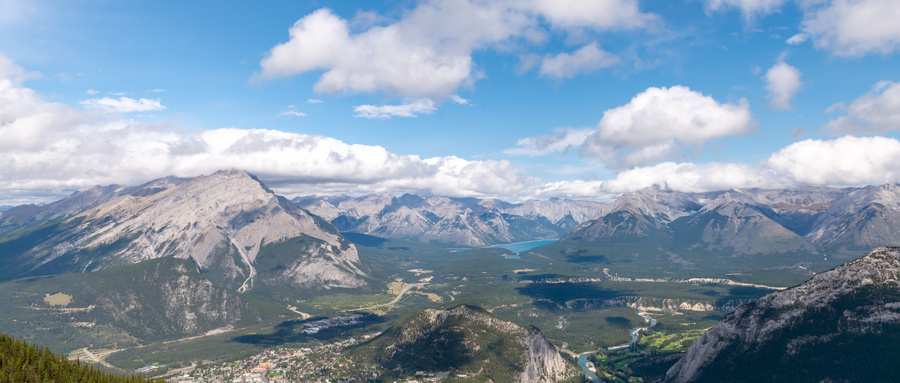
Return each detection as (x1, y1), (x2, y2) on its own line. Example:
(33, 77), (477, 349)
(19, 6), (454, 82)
(3, 170), (365, 291)
(806, 184), (900, 252)
(665, 247), (900, 382)
(520, 328), (575, 383)
(0, 176), (189, 234)
(294, 194), (607, 247)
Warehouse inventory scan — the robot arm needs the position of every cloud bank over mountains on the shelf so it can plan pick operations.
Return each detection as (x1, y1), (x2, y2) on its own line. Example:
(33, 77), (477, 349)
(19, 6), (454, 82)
(3, 0), (900, 206)
(3, 53), (900, 206)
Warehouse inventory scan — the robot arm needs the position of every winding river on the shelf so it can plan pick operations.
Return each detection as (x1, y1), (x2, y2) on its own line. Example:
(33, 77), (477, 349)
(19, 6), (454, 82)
(578, 311), (658, 382)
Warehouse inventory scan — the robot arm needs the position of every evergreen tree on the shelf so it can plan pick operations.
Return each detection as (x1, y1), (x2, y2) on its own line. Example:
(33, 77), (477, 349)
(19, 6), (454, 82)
(0, 333), (160, 383)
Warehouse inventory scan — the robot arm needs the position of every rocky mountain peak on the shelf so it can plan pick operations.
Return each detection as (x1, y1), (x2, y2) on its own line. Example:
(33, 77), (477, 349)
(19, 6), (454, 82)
(666, 247), (900, 382)
(611, 187), (701, 222)
(3, 171), (365, 291)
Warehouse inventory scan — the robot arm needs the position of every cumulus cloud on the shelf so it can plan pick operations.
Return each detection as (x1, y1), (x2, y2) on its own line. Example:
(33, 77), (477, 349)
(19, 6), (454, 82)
(821, 80), (900, 134)
(705, 0), (900, 57)
(353, 99), (436, 119)
(802, 0), (900, 56)
(256, 1), (658, 100)
(0, 57), (539, 204)
(538, 135), (900, 197)
(766, 136), (900, 185)
(581, 86), (756, 168)
(256, 7), (502, 99)
(504, 128), (594, 156)
(80, 97), (166, 113)
(539, 42), (620, 79)
(764, 58), (802, 110)
(534, 179), (613, 199)
(705, 0), (789, 21)
(524, 0), (658, 30)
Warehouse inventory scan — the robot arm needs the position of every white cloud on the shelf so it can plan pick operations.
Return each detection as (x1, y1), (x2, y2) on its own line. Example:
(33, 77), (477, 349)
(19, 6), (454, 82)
(353, 99), (436, 119)
(149, 88), (166, 93)
(802, 0), (900, 56)
(256, 7), (493, 99)
(306, 98), (323, 104)
(449, 95), (470, 105)
(86, 89), (100, 95)
(80, 97), (166, 113)
(539, 42), (620, 79)
(600, 162), (790, 193)
(278, 108), (307, 118)
(786, 32), (809, 45)
(705, 0), (789, 20)
(504, 128), (594, 156)
(256, 2), (658, 101)
(766, 136), (900, 185)
(581, 86), (756, 168)
(764, 58), (802, 110)
(0, 59), (539, 204)
(535, 179), (614, 199)
(524, 0), (658, 30)
(821, 80), (900, 134)
(535, 134), (900, 197)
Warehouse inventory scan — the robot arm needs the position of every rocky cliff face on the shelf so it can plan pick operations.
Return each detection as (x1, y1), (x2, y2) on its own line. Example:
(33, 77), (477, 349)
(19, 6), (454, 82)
(294, 194), (607, 247)
(0, 170), (365, 291)
(0, 176), (188, 234)
(348, 305), (579, 382)
(665, 247), (900, 382)
(806, 184), (900, 253)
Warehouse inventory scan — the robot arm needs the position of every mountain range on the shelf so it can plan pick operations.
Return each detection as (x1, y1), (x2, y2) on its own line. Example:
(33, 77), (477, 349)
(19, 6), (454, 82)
(294, 194), (606, 247)
(6, 171), (900, 380)
(554, 185), (900, 274)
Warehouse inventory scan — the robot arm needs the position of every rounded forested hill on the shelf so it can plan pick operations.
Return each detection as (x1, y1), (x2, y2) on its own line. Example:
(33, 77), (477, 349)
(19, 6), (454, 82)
(0, 333), (159, 383)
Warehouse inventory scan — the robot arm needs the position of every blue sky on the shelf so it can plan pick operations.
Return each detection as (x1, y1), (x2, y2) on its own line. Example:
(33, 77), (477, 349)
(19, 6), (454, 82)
(1, 0), (900, 205)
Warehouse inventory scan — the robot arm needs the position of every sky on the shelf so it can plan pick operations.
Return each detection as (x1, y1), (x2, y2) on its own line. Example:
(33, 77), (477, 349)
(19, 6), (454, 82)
(1, 0), (900, 205)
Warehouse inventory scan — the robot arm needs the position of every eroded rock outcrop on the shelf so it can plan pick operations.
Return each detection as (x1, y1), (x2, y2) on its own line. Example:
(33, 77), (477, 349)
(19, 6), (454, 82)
(666, 247), (900, 382)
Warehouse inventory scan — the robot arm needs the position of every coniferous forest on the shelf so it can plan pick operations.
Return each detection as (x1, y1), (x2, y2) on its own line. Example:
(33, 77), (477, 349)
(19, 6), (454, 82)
(0, 333), (158, 383)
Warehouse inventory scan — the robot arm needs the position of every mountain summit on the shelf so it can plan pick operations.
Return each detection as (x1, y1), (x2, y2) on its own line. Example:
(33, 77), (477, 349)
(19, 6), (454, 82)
(0, 170), (365, 292)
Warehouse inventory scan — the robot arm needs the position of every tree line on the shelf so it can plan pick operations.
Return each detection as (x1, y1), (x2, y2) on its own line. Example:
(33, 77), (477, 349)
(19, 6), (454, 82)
(0, 333), (159, 383)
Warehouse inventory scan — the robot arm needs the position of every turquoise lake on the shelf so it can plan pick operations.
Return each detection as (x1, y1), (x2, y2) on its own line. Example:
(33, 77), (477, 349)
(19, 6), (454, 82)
(490, 239), (557, 253)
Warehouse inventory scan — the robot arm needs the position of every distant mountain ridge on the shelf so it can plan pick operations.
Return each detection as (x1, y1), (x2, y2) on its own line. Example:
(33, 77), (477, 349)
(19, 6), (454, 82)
(666, 246), (900, 382)
(561, 184), (900, 263)
(294, 194), (607, 247)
